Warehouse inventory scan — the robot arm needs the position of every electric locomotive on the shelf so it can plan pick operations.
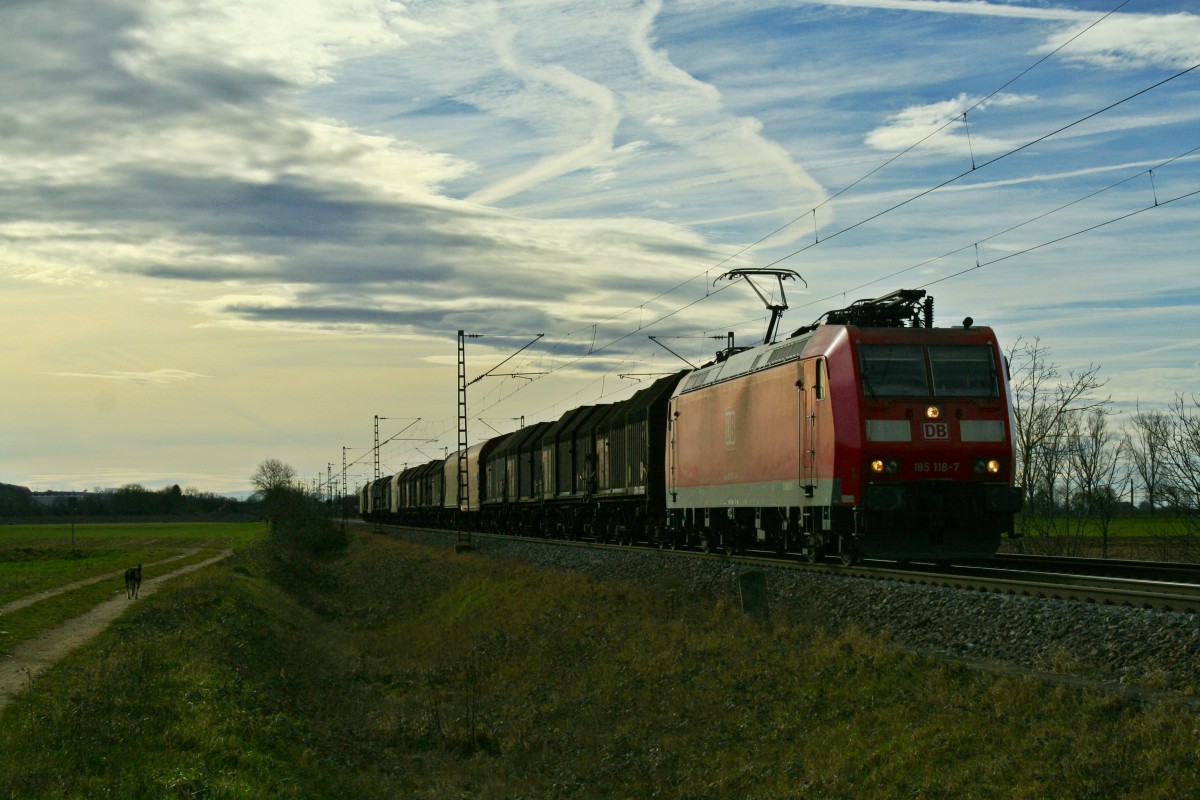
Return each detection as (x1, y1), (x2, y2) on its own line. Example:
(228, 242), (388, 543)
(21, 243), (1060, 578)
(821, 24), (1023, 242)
(361, 288), (1022, 564)
(664, 289), (1022, 563)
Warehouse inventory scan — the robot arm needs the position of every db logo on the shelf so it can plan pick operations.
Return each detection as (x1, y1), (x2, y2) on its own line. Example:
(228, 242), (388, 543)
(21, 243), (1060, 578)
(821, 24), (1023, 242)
(922, 422), (950, 440)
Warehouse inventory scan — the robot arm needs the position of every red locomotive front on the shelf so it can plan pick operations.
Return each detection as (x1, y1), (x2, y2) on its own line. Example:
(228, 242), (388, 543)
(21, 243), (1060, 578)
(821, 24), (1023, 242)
(846, 324), (1022, 560)
(665, 290), (1022, 562)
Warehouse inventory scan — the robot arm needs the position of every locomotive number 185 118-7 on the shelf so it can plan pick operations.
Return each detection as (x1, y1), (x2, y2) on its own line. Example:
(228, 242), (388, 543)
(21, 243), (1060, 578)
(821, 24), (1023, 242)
(913, 461), (961, 474)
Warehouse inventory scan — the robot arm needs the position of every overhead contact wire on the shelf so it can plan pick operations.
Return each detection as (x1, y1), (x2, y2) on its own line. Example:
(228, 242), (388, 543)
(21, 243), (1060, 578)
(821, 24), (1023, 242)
(794, 144), (1200, 311)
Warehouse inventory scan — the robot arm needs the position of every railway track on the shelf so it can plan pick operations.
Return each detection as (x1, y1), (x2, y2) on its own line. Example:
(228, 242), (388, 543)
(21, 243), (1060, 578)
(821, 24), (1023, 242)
(368, 523), (1200, 614)
(985, 552), (1200, 584)
(846, 559), (1200, 615)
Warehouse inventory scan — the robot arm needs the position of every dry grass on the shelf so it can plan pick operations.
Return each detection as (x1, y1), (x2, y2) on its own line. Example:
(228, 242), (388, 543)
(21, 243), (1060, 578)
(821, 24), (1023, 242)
(1, 529), (1197, 798)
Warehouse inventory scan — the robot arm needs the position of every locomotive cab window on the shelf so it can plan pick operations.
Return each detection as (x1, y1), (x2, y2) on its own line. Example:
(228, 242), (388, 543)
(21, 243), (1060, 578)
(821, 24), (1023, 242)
(929, 346), (998, 398)
(859, 345), (928, 397)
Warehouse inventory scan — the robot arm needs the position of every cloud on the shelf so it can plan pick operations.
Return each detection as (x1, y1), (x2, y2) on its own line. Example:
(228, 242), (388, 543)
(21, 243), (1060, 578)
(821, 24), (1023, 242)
(2, 0), (777, 343)
(1040, 12), (1200, 71)
(465, 23), (623, 205)
(119, 0), (425, 87)
(750, 1), (1200, 73)
(401, 0), (828, 214)
(864, 92), (1036, 155)
(48, 369), (208, 386)
(1, 0), (1197, 498)
(779, 0), (1086, 21)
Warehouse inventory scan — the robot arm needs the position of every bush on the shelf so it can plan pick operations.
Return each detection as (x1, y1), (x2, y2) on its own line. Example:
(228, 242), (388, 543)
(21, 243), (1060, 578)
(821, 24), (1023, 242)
(264, 489), (347, 555)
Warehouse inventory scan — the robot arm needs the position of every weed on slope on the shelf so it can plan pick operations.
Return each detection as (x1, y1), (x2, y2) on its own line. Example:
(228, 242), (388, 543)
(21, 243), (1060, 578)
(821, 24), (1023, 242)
(0, 530), (1196, 798)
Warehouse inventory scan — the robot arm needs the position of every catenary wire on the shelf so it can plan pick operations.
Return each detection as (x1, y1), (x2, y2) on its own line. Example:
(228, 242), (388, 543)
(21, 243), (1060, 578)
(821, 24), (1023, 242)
(333, 1), (1197, 478)
(759, 61), (1200, 271)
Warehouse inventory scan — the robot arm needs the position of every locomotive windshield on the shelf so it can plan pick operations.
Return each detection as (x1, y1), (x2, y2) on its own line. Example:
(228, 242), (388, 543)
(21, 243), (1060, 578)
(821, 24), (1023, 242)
(929, 345), (999, 397)
(859, 344), (998, 398)
(859, 345), (927, 396)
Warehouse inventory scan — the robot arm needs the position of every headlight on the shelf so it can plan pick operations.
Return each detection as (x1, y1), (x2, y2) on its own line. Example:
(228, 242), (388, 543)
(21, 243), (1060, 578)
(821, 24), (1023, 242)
(926, 405), (941, 419)
(871, 459), (900, 474)
(870, 459), (885, 473)
(974, 459), (1002, 474)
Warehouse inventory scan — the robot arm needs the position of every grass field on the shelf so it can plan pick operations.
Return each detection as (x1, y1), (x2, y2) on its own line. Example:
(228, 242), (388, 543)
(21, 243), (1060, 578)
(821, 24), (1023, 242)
(1, 529), (1196, 798)
(1007, 515), (1199, 559)
(0, 522), (266, 659)
(0, 522), (265, 602)
(1016, 515), (1193, 537)
(0, 521), (264, 549)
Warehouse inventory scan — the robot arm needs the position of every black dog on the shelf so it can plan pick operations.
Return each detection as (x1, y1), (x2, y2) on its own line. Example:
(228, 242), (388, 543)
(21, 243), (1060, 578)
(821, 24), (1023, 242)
(125, 564), (142, 599)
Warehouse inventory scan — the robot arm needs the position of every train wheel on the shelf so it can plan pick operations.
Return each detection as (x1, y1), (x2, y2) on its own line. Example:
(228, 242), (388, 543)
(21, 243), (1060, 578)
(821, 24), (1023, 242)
(838, 536), (859, 567)
(801, 533), (824, 563)
(655, 527), (677, 551)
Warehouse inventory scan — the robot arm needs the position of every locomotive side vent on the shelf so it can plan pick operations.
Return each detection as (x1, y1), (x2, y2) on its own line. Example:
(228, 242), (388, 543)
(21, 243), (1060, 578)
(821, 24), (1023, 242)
(766, 338), (809, 367)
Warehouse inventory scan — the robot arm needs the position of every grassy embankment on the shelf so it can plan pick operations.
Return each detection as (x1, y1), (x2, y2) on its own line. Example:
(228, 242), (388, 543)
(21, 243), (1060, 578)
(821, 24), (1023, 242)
(1, 528), (1197, 798)
(1005, 515), (1198, 558)
(0, 522), (264, 657)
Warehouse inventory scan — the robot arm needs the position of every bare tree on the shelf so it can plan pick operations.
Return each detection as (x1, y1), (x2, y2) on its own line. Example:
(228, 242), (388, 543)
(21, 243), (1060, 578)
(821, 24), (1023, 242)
(1006, 337), (1107, 553)
(251, 458), (297, 536)
(1156, 394), (1200, 559)
(1125, 408), (1171, 516)
(250, 459), (344, 553)
(1163, 395), (1200, 507)
(252, 458), (297, 497)
(1069, 406), (1125, 557)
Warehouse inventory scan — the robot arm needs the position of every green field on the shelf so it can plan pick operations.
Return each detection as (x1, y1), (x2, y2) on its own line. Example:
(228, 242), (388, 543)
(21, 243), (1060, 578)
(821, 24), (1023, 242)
(0, 522), (265, 603)
(1008, 515), (1199, 559)
(1, 529), (1196, 798)
(0, 522), (266, 658)
(0, 521), (265, 549)
(1017, 515), (1192, 536)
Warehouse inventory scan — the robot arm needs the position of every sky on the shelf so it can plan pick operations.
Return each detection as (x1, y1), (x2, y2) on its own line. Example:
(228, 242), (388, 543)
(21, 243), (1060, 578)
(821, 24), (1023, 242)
(2, 0), (1197, 496)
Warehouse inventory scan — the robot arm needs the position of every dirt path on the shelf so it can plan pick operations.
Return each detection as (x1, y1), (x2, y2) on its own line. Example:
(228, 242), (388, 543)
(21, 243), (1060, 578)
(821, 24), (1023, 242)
(0, 550), (203, 617)
(0, 550), (232, 712)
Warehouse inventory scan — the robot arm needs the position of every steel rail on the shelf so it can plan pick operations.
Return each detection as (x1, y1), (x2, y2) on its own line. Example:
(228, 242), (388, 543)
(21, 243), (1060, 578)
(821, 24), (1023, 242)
(986, 553), (1200, 585)
(845, 561), (1200, 614)
(362, 523), (1200, 614)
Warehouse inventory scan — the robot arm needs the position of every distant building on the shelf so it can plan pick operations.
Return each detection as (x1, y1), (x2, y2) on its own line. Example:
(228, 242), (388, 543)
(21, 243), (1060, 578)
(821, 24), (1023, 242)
(30, 492), (88, 508)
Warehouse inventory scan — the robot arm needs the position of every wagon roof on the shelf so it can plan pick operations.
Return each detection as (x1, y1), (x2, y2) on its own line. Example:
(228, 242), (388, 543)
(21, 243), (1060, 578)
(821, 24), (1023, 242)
(489, 422), (551, 459)
(414, 458), (444, 477)
(540, 403), (611, 446)
(594, 371), (686, 430)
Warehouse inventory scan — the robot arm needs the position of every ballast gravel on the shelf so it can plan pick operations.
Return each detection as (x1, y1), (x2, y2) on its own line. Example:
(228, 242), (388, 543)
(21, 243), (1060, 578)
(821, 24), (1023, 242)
(383, 528), (1200, 698)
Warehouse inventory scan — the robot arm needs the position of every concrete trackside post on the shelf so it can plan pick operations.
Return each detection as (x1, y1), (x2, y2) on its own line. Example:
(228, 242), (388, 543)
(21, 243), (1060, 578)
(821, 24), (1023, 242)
(738, 570), (769, 622)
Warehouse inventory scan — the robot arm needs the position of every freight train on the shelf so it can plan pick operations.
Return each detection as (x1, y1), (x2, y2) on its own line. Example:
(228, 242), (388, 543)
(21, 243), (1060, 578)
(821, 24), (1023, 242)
(361, 289), (1023, 563)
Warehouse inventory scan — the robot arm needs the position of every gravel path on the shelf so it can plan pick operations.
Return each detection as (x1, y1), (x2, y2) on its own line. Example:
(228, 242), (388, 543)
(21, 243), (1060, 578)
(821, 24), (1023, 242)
(0, 550), (203, 617)
(0, 550), (232, 712)
(388, 528), (1200, 701)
